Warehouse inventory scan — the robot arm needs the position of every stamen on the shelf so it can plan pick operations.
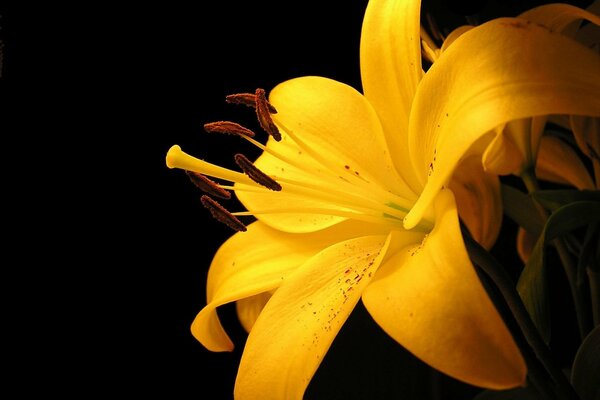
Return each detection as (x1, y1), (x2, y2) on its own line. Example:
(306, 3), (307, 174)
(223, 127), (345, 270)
(234, 153), (282, 191)
(201, 195), (247, 232)
(226, 93), (278, 113)
(204, 121), (256, 138)
(185, 170), (231, 200)
(255, 88), (282, 141)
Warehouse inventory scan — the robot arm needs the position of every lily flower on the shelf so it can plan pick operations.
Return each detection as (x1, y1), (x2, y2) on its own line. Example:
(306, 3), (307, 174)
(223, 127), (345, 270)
(166, 0), (600, 398)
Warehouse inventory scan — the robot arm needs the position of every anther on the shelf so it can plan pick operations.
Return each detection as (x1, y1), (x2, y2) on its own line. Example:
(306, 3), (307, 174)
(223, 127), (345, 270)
(185, 170), (231, 200)
(226, 93), (277, 113)
(255, 88), (282, 141)
(204, 121), (256, 138)
(201, 195), (247, 232)
(234, 153), (282, 191)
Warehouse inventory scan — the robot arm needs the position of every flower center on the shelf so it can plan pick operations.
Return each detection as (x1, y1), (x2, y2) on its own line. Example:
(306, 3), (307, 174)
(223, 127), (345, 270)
(166, 89), (433, 232)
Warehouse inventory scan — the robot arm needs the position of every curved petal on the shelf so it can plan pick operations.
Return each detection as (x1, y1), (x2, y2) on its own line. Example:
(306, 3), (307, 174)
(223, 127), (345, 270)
(519, 3), (600, 35)
(360, 0), (423, 193)
(441, 25), (474, 53)
(364, 189), (526, 389)
(536, 135), (595, 190)
(192, 220), (390, 351)
(234, 234), (391, 400)
(449, 155), (502, 250)
(405, 17), (600, 229)
(483, 117), (548, 176)
(236, 292), (272, 333)
(270, 76), (412, 196)
(482, 123), (522, 176)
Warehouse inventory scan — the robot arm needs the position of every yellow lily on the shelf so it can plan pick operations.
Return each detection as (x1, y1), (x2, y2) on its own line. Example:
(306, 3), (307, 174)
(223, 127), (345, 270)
(166, 0), (600, 398)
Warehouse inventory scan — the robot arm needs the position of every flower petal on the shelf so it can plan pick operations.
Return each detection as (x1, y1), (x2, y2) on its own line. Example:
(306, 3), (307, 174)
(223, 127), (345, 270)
(405, 17), (600, 229)
(364, 189), (526, 389)
(236, 292), (272, 333)
(192, 220), (390, 351)
(482, 117), (548, 176)
(441, 25), (474, 53)
(270, 76), (413, 197)
(536, 135), (595, 190)
(233, 234), (392, 400)
(449, 155), (502, 250)
(481, 123), (522, 176)
(360, 0), (423, 192)
(519, 3), (600, 35)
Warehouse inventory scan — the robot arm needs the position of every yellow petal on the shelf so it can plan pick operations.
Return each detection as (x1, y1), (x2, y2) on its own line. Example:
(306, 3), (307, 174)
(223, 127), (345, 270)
(236, 292), (271, 333)
(360, 0), (423, 193)
(482, 117), (547, 175)
(364, 189), (526, 389)
(269, 76), (413, 197)
(440, 25), (474, 53)
(449, 155), (502, 250)
(192, 220), (390, 351)
(405, 17), (600, 229)
(536, 135), (595, 190)
(519, 3), (600, 35)
(234, 234), (391, 400)
(482, 123), (523, 176)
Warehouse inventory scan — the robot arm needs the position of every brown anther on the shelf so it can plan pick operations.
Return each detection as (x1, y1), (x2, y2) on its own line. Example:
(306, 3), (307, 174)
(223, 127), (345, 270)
(204, 121), (256, 138)
(185, 170), (231, 200)
(255, 88), (282, 141)
(200, 195), (247, 232)
(226, 93), (277, 113)
(234, 153), (282, 191)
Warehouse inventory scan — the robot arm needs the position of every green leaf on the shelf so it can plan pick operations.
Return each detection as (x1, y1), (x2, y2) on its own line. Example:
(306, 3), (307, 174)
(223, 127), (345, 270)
(473, 386), (540, 399)
(501, 184), (544, 237)
(571, 325), (600, 400)
(532, 189), (600, 211)
(517, 201), (600, 343)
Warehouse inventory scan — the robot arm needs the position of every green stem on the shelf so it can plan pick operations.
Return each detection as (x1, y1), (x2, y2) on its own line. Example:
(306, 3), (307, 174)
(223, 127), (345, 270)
(521, 169), (591, 340)
(463, 230), (579, 400)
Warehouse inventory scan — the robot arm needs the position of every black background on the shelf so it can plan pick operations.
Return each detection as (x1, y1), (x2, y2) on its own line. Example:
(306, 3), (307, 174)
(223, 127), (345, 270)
(3, 0), (592, 398)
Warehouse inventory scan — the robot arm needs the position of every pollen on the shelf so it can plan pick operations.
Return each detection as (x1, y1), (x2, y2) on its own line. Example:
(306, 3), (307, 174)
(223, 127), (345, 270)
(255, 88), (282, 141)
(200, 195), (247, 232)
(234, 153), (282, 191)
(185, 170), (231, 200)
(204, 121), (256, 138)
(226, 92), (278, 114)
